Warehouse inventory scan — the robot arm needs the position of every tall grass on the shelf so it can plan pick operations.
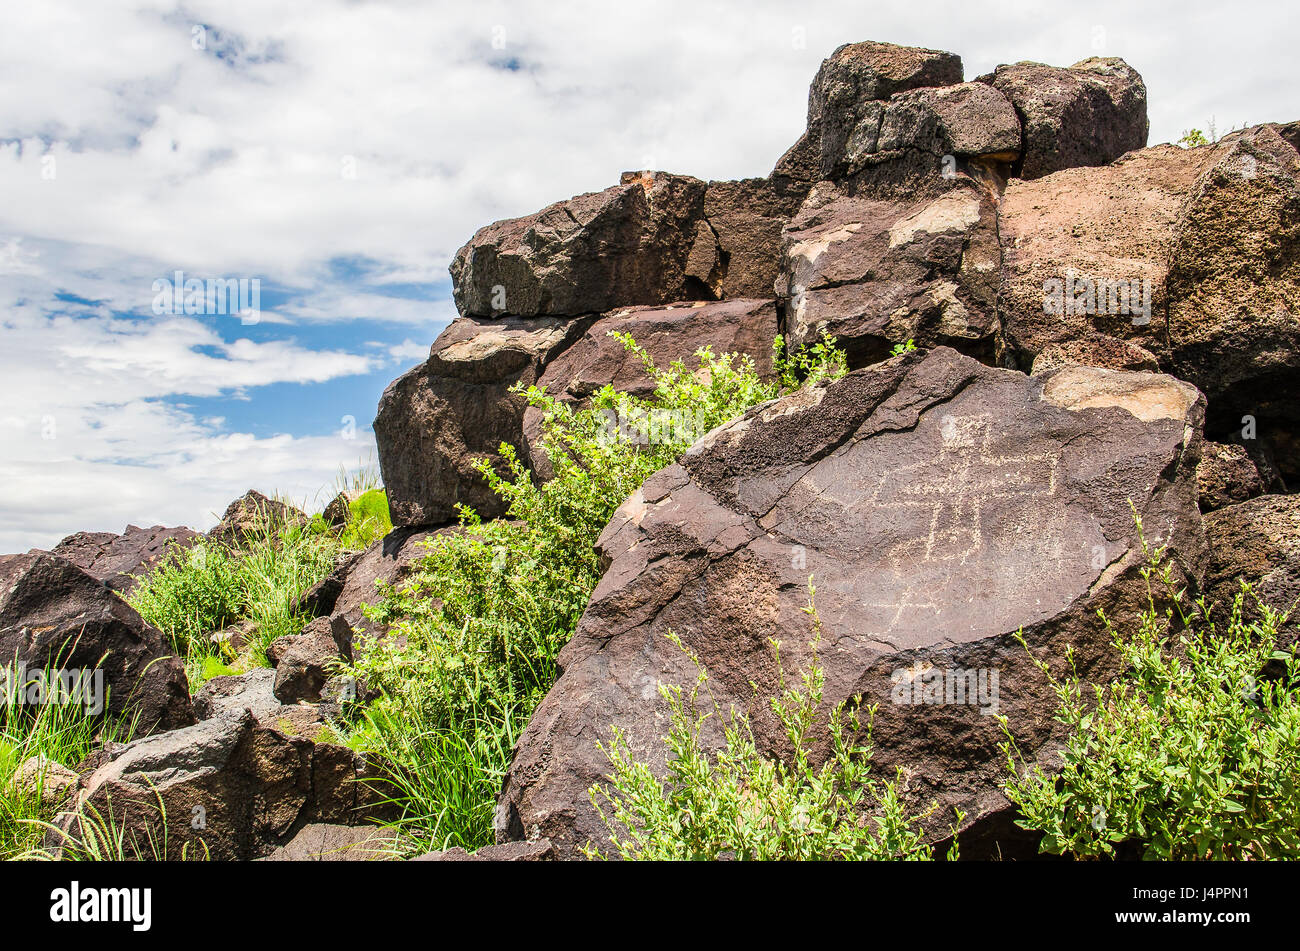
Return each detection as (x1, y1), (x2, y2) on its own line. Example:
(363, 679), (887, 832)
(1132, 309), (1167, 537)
(1, 659), (135, 859)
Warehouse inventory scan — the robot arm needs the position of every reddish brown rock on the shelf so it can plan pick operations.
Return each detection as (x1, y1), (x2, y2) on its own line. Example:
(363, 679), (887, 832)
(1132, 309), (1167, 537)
(209, 490), (306, 548)
(777, 180), (1001, 366)
(978, 57), (1148, 179)
(375, 316), (592, 526)
(449, 172), (707, 318)
(0, 552), (194, 735)
(1203, 495), (1300, 645)
(1196, 442), (1266, 512)
(497, 348), (1207, 858)
(51, 524), (200, 596)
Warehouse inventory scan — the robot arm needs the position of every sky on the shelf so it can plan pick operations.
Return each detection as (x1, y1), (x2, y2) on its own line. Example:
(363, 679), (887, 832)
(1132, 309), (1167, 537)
(1, 0), (1294, 552)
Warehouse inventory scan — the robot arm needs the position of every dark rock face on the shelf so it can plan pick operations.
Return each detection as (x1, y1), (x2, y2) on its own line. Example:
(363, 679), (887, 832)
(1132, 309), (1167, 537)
(51, 524), (200, 596)
(0, 553), (194, 735)
(71, 669), (392, 860)
(777, 180), (1001, 366)
(1164, 126), (1300, 481)
(450, 172), (708, 318)
(271, 615), (352, 705)
(977, 57), (1149, 179)
(497, 348), (1206, 857)
(690, 179), (808, 300)
(1197, 442), (1266, 512)
(807, 41), (965, 181)
(296, 525), (450, 635)
(375, 316), (591, 525)
(209, 490), (306, 547)
(1203, 495), (1300, 643)
(998, 127), (1300, 481)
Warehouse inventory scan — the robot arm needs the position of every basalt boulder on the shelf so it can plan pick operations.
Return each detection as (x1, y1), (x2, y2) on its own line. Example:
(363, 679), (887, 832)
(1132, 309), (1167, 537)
(977, 57), (1149, 180)
(776, 180), (1001, 366)
(210, 491), (307, 548)
(67, 669), (392, 860)
(450, 171), (708, 318)
(1196, 442), (1266, 512)
(51, 524), (200, 596)
(496, 347), (1207, 858)
(0, 552), (193, 735)
(375, 315), (592, 526)
(998, 126), (1300, 481)
(1203, 495), (1300, 644)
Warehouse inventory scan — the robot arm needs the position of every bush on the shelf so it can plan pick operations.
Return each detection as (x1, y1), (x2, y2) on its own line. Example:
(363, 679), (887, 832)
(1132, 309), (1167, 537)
(586, 586), (952, 860)
(345, 333), (848, 853)
(1001, 521), (1300, 860)
(340, 489), (393, 550)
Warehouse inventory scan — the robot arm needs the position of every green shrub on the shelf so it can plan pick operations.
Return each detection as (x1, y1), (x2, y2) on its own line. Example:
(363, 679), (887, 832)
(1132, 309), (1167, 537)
(586, 586), (952, 860)
(345, 333), (848, 853)
(340, 489), (392, 550)
(1001, 522), (1300, 860)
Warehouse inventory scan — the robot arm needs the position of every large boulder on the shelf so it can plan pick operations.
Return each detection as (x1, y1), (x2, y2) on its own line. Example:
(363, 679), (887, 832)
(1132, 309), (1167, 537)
(66, 669), (391, 860)
(777, 179), (1001, 366)
(496, 347), (1207, 858)
(977, 57), (1148, 180)
(51, 524), (200, 596)
(806, 41), (965, 181)
(0, 552), (194, 734)
(687, 179), (807, 300)
(450, 172), (708, 317)
(375, 315), (591, 526)
(998, 127), (1300, 480)
(1196, 442), (1266, 512)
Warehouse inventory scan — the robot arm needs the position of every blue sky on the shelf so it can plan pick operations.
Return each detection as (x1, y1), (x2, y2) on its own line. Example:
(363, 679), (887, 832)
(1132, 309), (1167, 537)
(1, 0), (1294, 551)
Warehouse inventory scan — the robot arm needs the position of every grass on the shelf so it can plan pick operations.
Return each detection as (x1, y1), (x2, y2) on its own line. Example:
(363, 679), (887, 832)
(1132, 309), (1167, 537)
(1, 658), (136, 860)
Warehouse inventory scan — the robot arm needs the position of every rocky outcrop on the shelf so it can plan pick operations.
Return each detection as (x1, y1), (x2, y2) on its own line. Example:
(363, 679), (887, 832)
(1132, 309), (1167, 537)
(496, 347), (1207, 857)
(51, 524), (200, 596)
(977, 58), (1149, 179)
(998, 125), (1300, 480)
(262, 823), (399, 861)
(776, 180), (1001, 366)
(269, 615), (352, 705)
(0, 552), (194, 734)
(65, 669), (391, 860)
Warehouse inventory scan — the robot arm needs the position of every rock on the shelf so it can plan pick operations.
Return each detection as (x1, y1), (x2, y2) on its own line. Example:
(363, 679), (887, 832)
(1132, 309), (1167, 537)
(296, 525), (450, 637)
(1203, 495), (1300, 643)
(0, 552), (194, 735)
(51, 524), (200, 596)
(777, 180), (1001, 366)
(375, 315), (591, 526)
(998, 128), (1300, 481)
(210, 491), (307, 547)
(977, 57), (1148, 179)
(261, 823), (399, 861)
(322, 492), (358, 529)
(1029, 338), (1161, 376)
(1196, 442), (1265, 512)
(271, 615), (352, 705)
(413, 839), (555, 862)
(807, 41), (964, 181)
(450, 171), (708, 318)
(210, 618), (258, 655)
(14, 754), (78, 806)
(688, 178), (808, 300)
(496, 347), (1206, 858)
(835, 82), (1020, 198)
(997, 144), (1203, 373)
(1164, 125), (1300, 482)
(68, 671), (392, 860)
